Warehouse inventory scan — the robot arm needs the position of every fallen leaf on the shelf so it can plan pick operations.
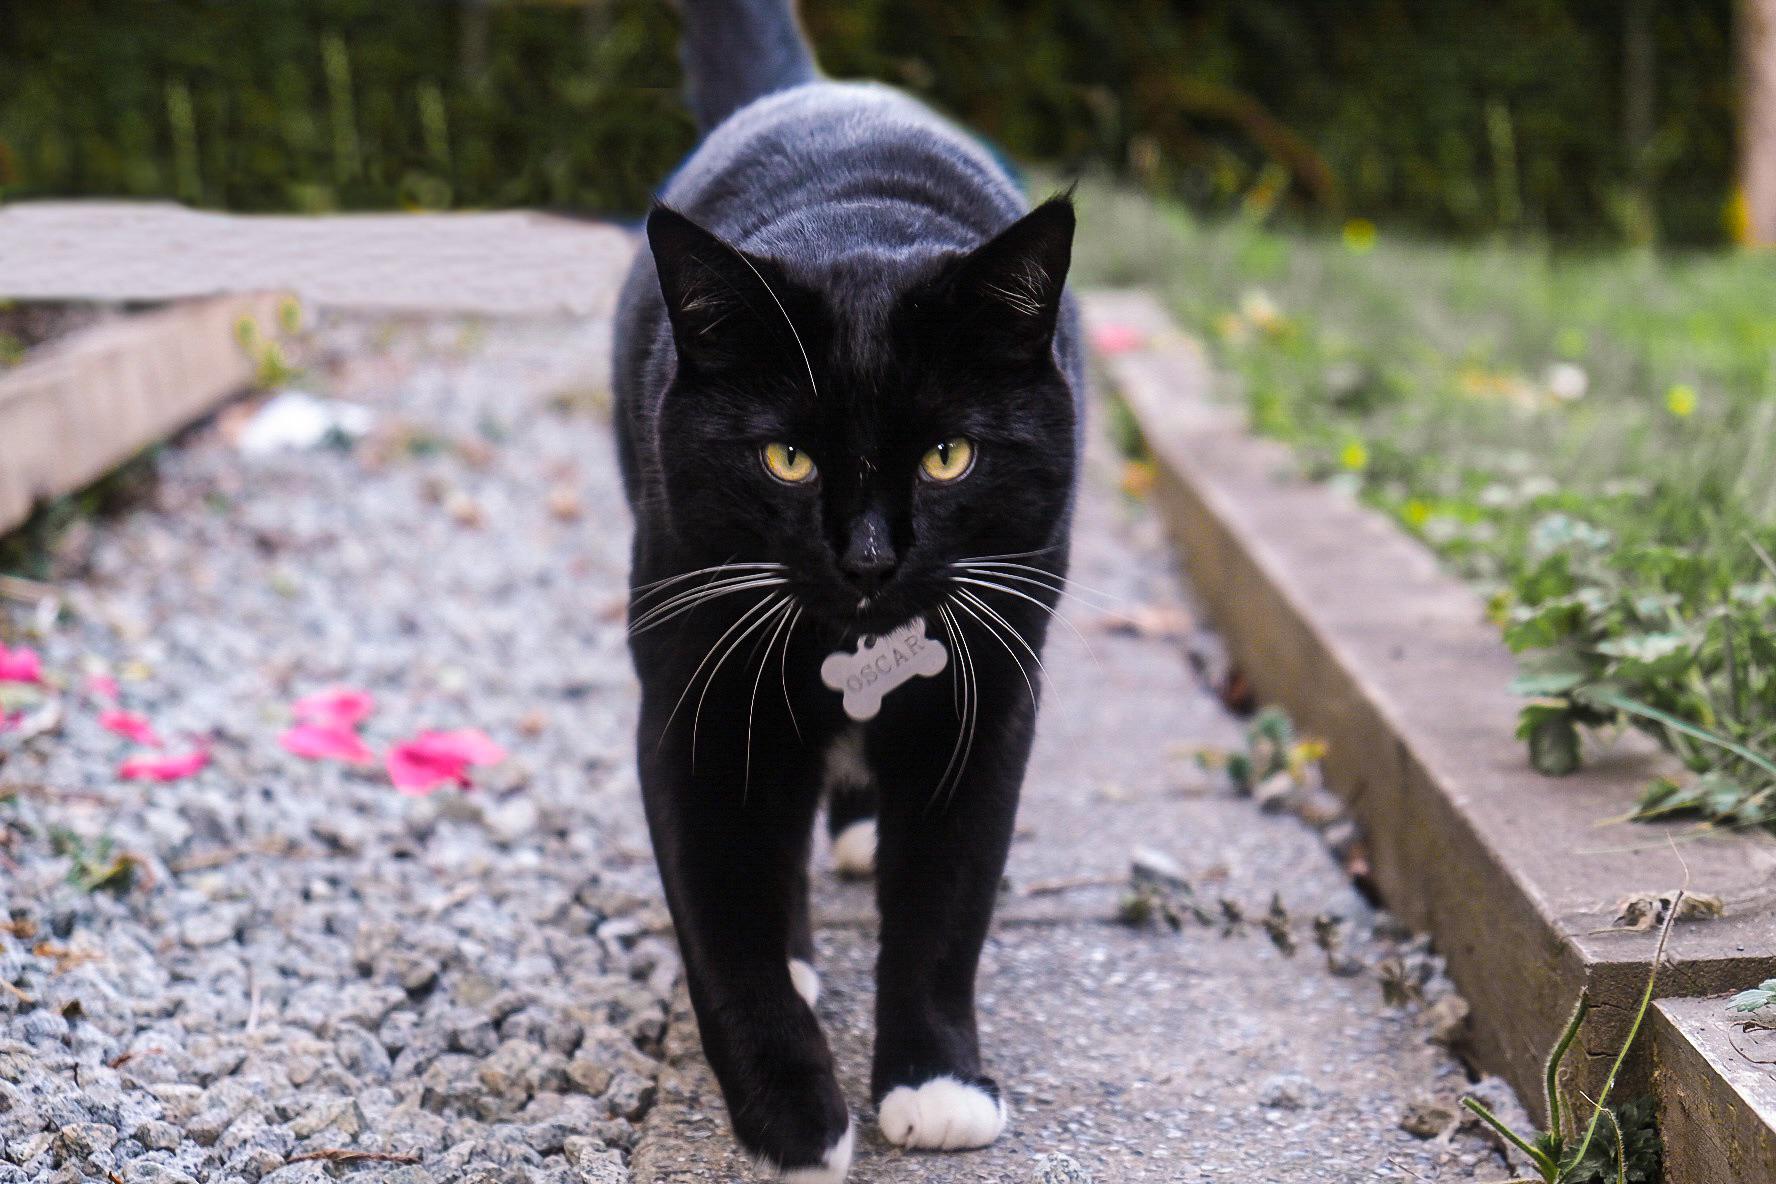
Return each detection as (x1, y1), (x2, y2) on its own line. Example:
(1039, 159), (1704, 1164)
(291, 687), (375, 730)
(1097, 603), (1193, 641)
(1609, 890), (1726, 932)
(445, 491), (485, 528)
(546, 484), (582, 521)
(118, 750), (208, 782)
(1120, 459), (1157, 499)
(280, 724), (375, 765)
(0, 645), (42, 685)
(99, 710), (162, 748)
(387, 729), (507, 795)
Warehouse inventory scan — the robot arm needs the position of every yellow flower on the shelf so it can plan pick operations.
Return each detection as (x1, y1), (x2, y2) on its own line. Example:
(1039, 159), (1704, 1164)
(1403, 499), (1432, 529)
(1239, 289), (1284, 334)
(1726, 187), (1752, 247)
(1665, 383), (1698, 419)
(1214, 311), (1250, 345)
(1339, 440), (1369, 472)
(1342, 218), (1377, 253)
(1120, 459), (1158, 500)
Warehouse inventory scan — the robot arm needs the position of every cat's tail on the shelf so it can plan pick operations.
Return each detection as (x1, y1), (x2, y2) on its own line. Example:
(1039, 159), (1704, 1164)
(678, 0), (819, 133)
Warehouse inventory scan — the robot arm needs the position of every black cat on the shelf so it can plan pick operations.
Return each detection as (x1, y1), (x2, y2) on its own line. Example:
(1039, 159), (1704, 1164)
(612, 1), (1081, 1177)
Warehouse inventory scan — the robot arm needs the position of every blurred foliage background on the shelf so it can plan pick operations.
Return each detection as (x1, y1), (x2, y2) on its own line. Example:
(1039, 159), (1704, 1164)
(0, 0), (1741, 243)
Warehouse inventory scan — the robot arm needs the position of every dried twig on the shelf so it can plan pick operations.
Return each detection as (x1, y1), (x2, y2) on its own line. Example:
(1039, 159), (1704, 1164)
(107, 1047), (163, 1069)
(1020, 873), (1124, 897)
(286, 1150), (421, 1166)
(0, 574), (57, 605)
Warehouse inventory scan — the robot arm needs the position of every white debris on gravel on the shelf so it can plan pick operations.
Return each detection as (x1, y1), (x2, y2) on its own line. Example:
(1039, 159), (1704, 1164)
(0, 315), (669, 1183)
(236, 391), (375, 456)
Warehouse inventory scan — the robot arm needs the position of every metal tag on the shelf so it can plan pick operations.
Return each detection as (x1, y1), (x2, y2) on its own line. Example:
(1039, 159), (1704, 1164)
(820, 617), (948, 721)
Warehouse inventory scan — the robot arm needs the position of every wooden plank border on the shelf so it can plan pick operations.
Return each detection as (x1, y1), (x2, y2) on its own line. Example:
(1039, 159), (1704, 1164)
(0, 293), (291, 537)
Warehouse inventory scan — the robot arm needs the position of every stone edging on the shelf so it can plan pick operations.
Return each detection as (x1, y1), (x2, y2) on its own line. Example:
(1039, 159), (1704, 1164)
(1086, 289), (1776, 1177)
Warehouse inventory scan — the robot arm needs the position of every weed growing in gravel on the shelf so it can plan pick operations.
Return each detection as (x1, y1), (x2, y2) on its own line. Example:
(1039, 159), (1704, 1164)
(1460, 888), (1678, 1184)
(50, 828), (141, 894)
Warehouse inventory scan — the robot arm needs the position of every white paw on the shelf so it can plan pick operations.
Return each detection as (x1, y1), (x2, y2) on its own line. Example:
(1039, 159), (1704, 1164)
(788, 958), (821, 1008)
(777, 1120), (854, 1183)
(877, 1076), (1007, 1150)
(830, 819), (877, 879)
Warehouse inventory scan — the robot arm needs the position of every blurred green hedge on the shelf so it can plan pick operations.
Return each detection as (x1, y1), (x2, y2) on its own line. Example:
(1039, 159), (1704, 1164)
(0, 0), (1738, 242)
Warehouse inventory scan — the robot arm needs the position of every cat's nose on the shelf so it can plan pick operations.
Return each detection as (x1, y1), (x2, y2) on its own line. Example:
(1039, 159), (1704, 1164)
(840, 510), (898, 593)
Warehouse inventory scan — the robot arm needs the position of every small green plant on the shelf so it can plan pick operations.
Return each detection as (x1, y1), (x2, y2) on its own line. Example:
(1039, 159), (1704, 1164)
(1195, 706), (1326, 794)
(1072, 182), (1776, 837)
(50, 829), (141, 894)
(234, 313), (300, 388)
(1729, 978), (1776, 1017)
(1461, 889), (1678, 1184)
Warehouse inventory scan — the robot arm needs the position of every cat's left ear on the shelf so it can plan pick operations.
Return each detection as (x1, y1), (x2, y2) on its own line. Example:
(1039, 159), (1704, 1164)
(947, 197), (1075, 364)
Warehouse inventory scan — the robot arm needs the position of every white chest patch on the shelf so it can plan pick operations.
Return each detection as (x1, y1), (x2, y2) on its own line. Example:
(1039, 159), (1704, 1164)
(820, 618), (947, 721)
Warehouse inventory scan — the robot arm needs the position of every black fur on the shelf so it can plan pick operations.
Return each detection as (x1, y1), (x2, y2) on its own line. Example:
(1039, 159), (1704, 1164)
(613, 2), (1080, 1173)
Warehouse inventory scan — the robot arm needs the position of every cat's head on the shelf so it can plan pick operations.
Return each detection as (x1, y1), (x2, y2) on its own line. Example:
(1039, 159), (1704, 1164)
(644, 198), (1077, 636)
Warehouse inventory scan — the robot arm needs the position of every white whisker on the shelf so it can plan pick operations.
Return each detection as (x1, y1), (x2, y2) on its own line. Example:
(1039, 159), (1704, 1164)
(629, 576), (787, 635)
(691, 594), (790, 769)
(955, 586), (1049, 703)
(951, 575), (1099, 662)
(931, 602), (979, 812)
(745, 601), (796, 799)
(951, 591), (1038, 708)
(952, 560), (1121, 608)
(631, 560), (785, 600)
(656, 592), (785, 756)
(778, 604), (804, 744)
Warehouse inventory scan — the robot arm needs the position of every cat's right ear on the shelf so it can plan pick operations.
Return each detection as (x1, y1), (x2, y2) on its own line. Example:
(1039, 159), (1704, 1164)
(647, 206), (778, 373)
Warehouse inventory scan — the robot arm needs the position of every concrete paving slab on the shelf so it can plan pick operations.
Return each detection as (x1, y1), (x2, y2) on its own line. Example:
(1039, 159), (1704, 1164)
(0, 201), (635, 316)
(639, 922), (1491, 1184)
(1655, 995), (1776, 1184)
(1088, 289), (1776, 1120)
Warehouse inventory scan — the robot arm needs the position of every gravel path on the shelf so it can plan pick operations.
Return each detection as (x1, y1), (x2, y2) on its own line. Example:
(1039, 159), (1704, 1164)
(2, 314), (664, 1183)
(2, 286), (1529, 1183)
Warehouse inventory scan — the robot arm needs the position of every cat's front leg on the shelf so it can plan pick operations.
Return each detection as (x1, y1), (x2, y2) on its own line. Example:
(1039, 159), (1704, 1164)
(639, 717), (852, 1181)
(866, 692), (1035, 1151)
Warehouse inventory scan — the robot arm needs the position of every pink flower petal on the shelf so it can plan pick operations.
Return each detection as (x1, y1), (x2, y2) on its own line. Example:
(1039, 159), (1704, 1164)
(386, 745), (467, 795)
(416, 728), (507, 767)
(280, 723), (375, 765)
(118, 749), (208, 782)
(292, 687), (375, 730)
(1090, 322), (1147, 357)
(87, 674), (120, 702)
(0, 645), (43, 685)
(384, 729), (506, 795)
(100, 709), (163, 748)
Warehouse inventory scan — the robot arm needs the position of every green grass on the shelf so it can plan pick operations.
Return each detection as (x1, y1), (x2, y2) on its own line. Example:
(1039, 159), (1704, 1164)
(1072, 182), (1776, 835)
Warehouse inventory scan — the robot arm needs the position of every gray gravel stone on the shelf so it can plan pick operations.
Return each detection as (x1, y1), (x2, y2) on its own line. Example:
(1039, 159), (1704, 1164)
(1029, 1153), (1092, 1184)
(0, 315), (654, 1183)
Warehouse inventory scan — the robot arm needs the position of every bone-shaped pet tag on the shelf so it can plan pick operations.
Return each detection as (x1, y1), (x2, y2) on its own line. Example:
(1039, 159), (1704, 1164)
(821, 617), (948, 721)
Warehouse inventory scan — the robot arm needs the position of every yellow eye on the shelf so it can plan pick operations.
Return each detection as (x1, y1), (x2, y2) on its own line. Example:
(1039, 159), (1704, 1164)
(920, 437), (975, 483)
(761, 442), (817, 484)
